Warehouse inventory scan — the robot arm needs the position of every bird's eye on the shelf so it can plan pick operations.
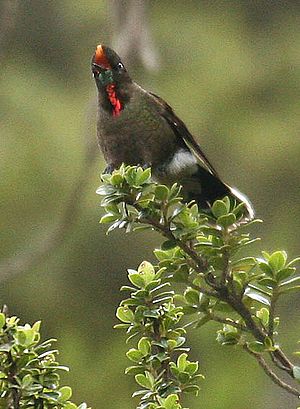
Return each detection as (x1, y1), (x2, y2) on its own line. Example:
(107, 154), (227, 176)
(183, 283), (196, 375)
(116, 62), (124, 71)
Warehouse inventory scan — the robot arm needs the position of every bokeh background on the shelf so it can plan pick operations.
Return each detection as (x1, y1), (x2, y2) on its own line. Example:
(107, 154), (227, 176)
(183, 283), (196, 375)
(1, 1), (300, 408)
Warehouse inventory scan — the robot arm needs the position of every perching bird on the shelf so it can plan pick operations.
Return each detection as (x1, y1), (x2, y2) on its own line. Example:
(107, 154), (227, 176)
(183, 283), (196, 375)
(91, 44), (254, 220)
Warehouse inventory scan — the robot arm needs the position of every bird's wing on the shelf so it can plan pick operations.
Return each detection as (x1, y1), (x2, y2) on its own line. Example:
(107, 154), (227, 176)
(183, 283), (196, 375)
(149, 92), (219, 177)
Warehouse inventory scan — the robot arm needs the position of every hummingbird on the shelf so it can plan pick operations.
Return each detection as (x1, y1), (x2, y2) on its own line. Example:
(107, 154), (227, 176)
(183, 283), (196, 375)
(91, 44), (254, 220)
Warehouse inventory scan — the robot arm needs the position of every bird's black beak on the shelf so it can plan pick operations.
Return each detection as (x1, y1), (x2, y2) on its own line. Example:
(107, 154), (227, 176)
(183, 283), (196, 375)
(92, 62), (105, 77)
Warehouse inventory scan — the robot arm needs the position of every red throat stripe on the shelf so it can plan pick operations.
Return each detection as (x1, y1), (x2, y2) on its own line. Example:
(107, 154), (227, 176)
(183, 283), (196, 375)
(94, 45), (111, 69)
(106, 84), (122, 116)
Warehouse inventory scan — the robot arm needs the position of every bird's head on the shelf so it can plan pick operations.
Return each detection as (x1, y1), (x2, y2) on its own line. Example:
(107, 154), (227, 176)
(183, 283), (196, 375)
(91, 45), (131, 89)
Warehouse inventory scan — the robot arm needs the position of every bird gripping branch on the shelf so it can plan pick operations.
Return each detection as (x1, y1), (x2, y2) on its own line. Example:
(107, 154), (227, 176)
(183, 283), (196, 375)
(91, 44), (254, 221)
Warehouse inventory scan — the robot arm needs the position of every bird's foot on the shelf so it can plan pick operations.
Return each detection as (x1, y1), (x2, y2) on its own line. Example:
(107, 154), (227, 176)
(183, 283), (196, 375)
(103, 164), (115, 175)
(139, 162), (152, 170)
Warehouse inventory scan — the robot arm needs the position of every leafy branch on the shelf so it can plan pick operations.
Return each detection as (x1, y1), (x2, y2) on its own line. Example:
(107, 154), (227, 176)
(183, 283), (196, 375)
(0, 307), (91, 409)
(98, 165), (300, 408)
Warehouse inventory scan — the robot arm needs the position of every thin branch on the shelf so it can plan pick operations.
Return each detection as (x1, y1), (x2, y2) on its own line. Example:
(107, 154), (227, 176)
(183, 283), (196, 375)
(270, 353), (292, 372)
(188, 281), (218, 299)
(138, 215), (207, 272)
(244, 344), (300, 398)
(7, 351), (21, 409)
(210, 315), (248, 332)
(137, 215), (218, 299)
(268, 287), (279, 337)
(220, 285), (294, 376)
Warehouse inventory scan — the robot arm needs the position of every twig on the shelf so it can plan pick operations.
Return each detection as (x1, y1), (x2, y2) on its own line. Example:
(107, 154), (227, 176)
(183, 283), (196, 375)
(7, 351), (21, 409)
(137, 215), (218, 299)
(138, 215), (207, 272)
(210, 315), (248, 332)
(268, 287), (279, 338)
(244, 344), (300, 398)
(219, 284), (294, 376)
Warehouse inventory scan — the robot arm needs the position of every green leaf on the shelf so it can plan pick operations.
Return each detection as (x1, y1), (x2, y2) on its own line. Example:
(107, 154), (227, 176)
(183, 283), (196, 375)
(279, 285), (300, 295)
(247, 341), (266, 353)
(128, 272), (146, 288)
(293, 366), (300, 382)
(16, 328), (36, 347)
(258, 261), (273, 277)
(96, 185), (116, 196)
(178, 371), (190, 383)
(125, 366), (144, 375)
(269, 251), (287, 272)
(216, 325), (240, 346)
(135, 373), (152, 389)
(167, 339), (178, 350)
(116, 306), (135, 323)
(155, 185), (169, 201)
(279, 276), (300, 288)
(222, 196), (231, 211)
(153, 249), (173, 261)
(182, 384), (200, 394)
(100, 213), (119, 224)
(182, 305), (198, 315)
(244, 289), (270, 306)
(164, 394), (180, 409)
(232, 202), (247, 218)
(138, 337), (151, 356)
(184, 288), (199, 305)
(257, 277), (277, 288)
(212, 200), (229, 218)
(217, 213), (236, 228)
(287, 257), (300, 267)
(276, 267), (295, 282)
(177, 353), (188, 372)
(126, 348), (144, 363)
(136, 168), (151, 185)
(231, 257), (257, 271)
(137, 261), (156, 285)
(59, 386), (72, 401)
(0, 313), (5, 329)
(264, 336), (275, 351)
(256, 308), (269, 326)
(21, 374), (33, 388)
(32, 320), (41, 332)
(110, 173), (124, 186)
(195, 315), (211, 328)
(161, 240), (178, 250)
(261, 251), (270, 260)
(185, 361), (199, 375)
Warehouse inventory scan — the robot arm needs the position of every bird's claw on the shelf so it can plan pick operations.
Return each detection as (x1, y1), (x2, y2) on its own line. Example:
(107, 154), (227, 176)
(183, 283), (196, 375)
(139, 163), (152, 170)
(103, 164), (115, 175)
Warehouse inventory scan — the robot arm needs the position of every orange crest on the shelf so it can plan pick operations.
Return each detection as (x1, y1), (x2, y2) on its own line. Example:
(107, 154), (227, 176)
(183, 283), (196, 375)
(94, 45), (111, 69)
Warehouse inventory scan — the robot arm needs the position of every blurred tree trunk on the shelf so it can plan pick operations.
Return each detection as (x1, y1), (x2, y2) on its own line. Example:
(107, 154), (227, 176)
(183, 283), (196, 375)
(110, 0), (159, 70)
(0, 0), (19, 61)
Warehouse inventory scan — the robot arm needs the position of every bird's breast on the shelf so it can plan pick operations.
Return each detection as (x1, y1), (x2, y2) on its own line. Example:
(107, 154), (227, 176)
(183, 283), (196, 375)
(97, 92), (178, 168)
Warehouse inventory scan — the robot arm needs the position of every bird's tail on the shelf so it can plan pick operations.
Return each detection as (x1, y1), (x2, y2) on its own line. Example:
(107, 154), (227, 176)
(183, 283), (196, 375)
(181, 165), (254, 221)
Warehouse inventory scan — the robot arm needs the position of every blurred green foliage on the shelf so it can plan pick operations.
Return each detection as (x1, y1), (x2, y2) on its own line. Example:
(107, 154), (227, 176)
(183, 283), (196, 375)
(0, 2), (299, 409)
